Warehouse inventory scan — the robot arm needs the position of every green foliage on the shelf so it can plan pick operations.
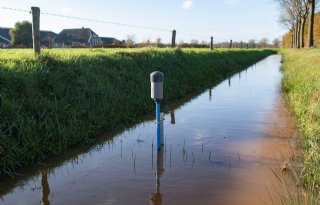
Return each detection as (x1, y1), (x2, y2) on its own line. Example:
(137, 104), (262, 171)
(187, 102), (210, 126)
(280, 49), (320, 201)
(0, 48), (274, 176)
(9, 21), (32, 47)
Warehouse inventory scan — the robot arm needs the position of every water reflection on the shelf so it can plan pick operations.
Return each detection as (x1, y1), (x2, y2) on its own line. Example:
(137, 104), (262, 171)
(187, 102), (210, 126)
(0, 55), (297, 205)
(150, 148), (164, 205)
(209, 89), (212, 101)
(41, 169), (50, 205)
(170, 110), (175, 125)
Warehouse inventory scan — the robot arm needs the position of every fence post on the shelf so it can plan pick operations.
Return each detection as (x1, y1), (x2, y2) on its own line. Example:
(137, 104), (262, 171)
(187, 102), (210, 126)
(210, 36), (213, 50)
(171, 30), (176, 48)
(229, 40), (233, 48)
(31, 7), (40, 55)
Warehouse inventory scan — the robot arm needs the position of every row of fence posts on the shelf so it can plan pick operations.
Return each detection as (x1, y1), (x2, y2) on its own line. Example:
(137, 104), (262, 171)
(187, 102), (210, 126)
(29, 7), (256, 56)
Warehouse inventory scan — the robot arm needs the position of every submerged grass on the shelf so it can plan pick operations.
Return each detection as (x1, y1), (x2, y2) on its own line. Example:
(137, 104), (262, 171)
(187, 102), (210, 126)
(0, 47), (274, 176)
(280, 48), (320, 203)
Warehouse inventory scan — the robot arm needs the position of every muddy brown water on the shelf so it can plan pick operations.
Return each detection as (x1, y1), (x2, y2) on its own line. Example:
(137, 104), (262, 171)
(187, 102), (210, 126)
(0, 55), (299, 205)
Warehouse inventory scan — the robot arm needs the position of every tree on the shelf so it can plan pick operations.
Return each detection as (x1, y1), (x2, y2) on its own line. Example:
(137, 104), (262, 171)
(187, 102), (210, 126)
(144, 39), (151, 47)
(259, 38), (269, 48)
(156, 37), (162, 47)
(279, 12), (295, 47)
(273, 38), (281, 47)
(248, 39), (256, 48)
(299, 0), (310, 48)
(308, 0), (316, 47)
(190, 39), (199, 46)
(275, 0), (319, 48)
(276, 0), (300, 48)
(201, 41), (208, 46)
(9, 21), (32, 47)
(125, 34), (135, 48)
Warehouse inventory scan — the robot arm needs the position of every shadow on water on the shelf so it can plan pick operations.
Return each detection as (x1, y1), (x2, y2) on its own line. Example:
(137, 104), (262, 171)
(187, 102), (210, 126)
(0, 55), (298, 205)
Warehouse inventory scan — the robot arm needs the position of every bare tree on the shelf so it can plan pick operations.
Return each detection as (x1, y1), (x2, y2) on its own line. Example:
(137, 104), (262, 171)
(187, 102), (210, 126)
(279, 12), (295, 47)
(248, 39), (256, 48)
(273, 38), (281, 47)
(201, 41), (208, 46)
(144, 39), (151, 47)
(125, 34), (135, 48)
(190, 39), (199, 46)
(276, 0), (301, 48)
(276, 0), (318, 48)
(299, 0), (310, 48)
(259, 38), (269, 48)
(156, 37), (162, 47)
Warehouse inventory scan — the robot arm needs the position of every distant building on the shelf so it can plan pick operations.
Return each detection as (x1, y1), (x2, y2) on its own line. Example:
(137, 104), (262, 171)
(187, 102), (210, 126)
(0, 27), (57, 48)
(100, 37), (122, 46)
(40, 31), (57, 48)
(53, 28), (102, 48)
(0, 27), (12, 48)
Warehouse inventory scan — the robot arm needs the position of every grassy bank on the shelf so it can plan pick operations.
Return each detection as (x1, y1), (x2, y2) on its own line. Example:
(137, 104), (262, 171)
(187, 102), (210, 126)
(280, 49), (320, 202)
(0, 48), (274, 176)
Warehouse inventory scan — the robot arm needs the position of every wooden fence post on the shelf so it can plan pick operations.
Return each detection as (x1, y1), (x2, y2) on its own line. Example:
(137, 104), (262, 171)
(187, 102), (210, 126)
(31, 7), (40, 55)
(171, 30), (176, 48)
(210, 36), (213, 50)
(229, 40), (232, 48)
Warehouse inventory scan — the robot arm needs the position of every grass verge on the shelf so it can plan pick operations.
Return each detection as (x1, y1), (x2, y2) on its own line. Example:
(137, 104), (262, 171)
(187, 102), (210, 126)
(280, 48), (320, 204)
(0, 47), (274, 176)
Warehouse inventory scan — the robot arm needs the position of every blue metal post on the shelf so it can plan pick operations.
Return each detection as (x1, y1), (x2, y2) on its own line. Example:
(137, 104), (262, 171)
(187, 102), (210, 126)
(156, 102), (161, 150)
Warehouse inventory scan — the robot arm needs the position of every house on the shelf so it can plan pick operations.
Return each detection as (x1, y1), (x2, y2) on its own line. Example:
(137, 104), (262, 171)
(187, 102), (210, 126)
(0, 27), (12, 48)
(40, 31), (57, 48)
(53, 28), (102, 48)
(0, 27), (57, 48)
(100, 37), (122, 46)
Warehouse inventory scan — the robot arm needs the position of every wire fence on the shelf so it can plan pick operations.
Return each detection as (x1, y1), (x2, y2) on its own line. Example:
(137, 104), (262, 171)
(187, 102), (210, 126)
(0, 6), (272, 50)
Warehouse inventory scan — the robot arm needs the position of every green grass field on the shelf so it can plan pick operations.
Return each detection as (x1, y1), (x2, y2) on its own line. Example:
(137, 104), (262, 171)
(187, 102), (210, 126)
(0, 48), (274, 176)
(281, 49), (320, 203)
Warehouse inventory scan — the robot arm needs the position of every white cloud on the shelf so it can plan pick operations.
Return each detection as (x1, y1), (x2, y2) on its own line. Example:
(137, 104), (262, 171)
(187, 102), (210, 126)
(182, 0), (194, 10)
(224, 0), (241, 6)
(60, 7), (72, 13)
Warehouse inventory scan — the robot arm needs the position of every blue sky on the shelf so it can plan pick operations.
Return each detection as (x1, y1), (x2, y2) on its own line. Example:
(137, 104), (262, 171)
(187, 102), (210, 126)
(0, 0), (285, 43)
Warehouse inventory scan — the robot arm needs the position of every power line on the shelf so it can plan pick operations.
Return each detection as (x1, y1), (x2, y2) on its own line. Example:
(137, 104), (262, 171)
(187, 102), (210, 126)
(0, 6), (30, 13)
(1, 6), (171, 33)
(40, 12), (172, 33)
(0, 6), (235, 42)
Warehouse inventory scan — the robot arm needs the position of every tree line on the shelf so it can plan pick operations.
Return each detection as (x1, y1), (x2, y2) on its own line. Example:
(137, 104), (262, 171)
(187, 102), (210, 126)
(282, 11), (320, 47)
(125, 35), (280, 49)
(7, 20), (280, 49)
(277, 0), (318, 48)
